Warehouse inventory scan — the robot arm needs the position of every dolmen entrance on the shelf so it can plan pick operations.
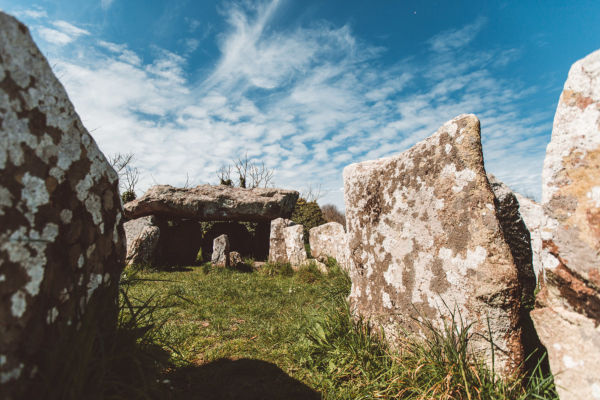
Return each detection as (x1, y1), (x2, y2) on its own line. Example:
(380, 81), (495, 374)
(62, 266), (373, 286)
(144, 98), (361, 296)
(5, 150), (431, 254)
(123, 184), (299, 267)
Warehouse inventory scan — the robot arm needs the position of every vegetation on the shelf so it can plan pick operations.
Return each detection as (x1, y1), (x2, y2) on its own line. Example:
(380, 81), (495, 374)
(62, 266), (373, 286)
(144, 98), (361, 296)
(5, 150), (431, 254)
(291, 197), (327, 242)
(71, 258), (557, 399)
(321, 203), (346, 228)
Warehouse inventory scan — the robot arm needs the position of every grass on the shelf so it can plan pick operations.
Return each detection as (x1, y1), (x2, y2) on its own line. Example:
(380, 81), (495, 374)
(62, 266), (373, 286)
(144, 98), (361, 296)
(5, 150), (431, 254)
(111, 257), (558, 399)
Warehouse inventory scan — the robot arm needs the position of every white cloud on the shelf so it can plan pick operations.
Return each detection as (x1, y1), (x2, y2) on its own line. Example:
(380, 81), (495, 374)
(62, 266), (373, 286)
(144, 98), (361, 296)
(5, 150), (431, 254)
(25, 1), (550, 209)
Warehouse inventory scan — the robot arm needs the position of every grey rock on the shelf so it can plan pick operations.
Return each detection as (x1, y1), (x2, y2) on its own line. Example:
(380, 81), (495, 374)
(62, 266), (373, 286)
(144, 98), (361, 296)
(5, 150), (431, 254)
(284, 225), (307, 267)
(268, 218), (295, 264)
(124, 216), (160, 266)
(0, 12), (125, 398)
(124, 184), (299, 222)
(211, 234), (230, 267)
(343, 114), (531, 376)
(309, 222), (350, 270)
(228, 251), (243, 268)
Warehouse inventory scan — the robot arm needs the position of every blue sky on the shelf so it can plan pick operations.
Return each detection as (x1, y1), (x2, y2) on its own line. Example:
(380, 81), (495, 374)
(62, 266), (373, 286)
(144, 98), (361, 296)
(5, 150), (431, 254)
(2, 0), (600, 208)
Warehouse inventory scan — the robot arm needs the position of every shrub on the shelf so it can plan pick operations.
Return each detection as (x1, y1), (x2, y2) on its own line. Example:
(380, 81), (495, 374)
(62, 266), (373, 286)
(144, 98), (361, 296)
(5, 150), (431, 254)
(121, 190), (136, 204)
(291, 198), (326, 242)
(320, 204), (345, 228)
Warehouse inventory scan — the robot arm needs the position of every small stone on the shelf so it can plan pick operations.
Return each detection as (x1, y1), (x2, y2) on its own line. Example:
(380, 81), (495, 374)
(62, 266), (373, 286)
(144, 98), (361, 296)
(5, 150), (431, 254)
(124, 216), (160, 266)
(228, 251), (243, 268)
(283, 225), (307, 267)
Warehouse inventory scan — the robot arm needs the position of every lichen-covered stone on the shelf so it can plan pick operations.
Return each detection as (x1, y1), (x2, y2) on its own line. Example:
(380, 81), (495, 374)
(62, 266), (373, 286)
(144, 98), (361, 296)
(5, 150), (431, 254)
(228, 251), (243, 269)
(514, 193), (544, 282)
(531, 49), (600, 400)
(124, 216), (160, 267)
(268, 218), (294, 264)
(124, 184), (299, 222)
(308, 222), (350, 270)
(343, 114), (530, 376)
(0, 12), (125, 398)
(284, 225), (307, 267)
(211, 234), (230, 267)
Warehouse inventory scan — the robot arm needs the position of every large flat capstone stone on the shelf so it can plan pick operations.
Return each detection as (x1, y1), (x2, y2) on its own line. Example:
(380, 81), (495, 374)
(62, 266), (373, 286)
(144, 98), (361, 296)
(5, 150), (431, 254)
(0, 12), (125, 398)
(531, 49), (600, 400)
(343, 114), (534, 376)
(124, 184), (299, 222)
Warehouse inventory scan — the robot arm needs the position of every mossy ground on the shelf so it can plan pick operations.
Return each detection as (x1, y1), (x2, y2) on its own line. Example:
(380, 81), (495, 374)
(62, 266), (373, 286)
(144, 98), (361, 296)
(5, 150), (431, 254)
(117, 259), (557, 399)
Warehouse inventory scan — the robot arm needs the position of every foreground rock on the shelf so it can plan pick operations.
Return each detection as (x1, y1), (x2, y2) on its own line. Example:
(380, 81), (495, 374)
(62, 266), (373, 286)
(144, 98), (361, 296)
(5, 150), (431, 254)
(268, 218), (295, 263)
(124, 185), (299, 222)
(284, 225), (308, 267)
(344, 114), (533, 376)
(0, 12), (125, 398)
(531, 49), (600, 400)
(309, 222), (349, 270)
(514, 193), (544, 282)
(124, 216), (160, 266)
(212, 234), (230, 267)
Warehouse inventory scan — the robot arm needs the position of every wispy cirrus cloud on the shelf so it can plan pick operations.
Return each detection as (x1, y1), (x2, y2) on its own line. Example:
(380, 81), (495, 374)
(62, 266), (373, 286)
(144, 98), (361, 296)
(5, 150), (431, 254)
(16, 1), (551, 207)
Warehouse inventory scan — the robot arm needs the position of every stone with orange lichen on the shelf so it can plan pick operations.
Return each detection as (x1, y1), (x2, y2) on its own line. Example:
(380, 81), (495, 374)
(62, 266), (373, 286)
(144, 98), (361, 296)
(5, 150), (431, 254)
(531, 48), (600, 400)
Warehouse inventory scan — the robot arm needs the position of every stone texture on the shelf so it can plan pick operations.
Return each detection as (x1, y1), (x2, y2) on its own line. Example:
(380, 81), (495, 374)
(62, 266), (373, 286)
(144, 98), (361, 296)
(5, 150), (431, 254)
(0, 12), (125, 398)
(531, 49), (600, 400)
(124, 184), (299, 222)
(514, 193), (544, 282)
(124, 216), (160, 267)
(268, 218), (295, 264)
(211, 234), (230, 267)
(343, 114), (531, 376)
(308, 222), (350, 270)
(284, 225), (308, 267)
(228, 251), (243, 269)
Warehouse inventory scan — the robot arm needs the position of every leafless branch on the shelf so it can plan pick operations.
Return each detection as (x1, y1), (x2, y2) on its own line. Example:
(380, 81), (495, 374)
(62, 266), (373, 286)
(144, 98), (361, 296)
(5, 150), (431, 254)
(301, 183), (323, 203)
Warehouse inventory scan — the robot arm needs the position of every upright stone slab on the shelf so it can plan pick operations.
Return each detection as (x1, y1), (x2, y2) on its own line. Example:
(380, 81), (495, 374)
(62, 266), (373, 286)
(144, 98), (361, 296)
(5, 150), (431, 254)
(0, 13), (125, 398)
(531, 49), (600, 400)
(268, 218), (294, 263)
(309, 222), (350, 270)
(514, 193), (544, 282)
(211, 234), (230, 267)
(124, 216), (160, 266)
(344, 114), (531, 376)
(283, 224), (307, 267)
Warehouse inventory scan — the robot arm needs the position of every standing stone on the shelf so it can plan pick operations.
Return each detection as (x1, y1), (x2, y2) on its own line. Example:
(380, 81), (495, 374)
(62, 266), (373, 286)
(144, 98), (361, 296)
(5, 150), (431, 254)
(531, 49), (600, 400)
(309, 222), (350, 270)
(514, 193), (544, 282)
(268, 218), (294, 263)
(0, 12), (125, 398)
(124, 216), (160, 267)
(284, 225), (307, 267)
(344, 114), (532, 376)
(211, 234), (230, 267)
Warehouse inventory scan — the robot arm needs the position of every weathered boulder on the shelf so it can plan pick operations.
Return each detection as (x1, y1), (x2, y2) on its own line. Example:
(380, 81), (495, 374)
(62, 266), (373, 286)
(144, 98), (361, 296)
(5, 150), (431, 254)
(211, 234), (230, 267)
(531, 49), (600, 400)
(343, 114), (532, 376)
(124, 216), (160, 266)
(0, 12), (125, 398)
(124, 184), (299, 222)
(308, 222), (350, 270)
(514, 193), (544, 282)
(268, 218), (295, 263)
(228, 251), (243, 269)
(284, 225), (308, 267)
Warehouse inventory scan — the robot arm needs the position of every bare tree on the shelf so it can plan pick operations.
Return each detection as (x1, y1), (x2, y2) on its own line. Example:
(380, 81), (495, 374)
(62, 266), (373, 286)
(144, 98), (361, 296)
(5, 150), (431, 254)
(321, 204), (346, 228)
(108, 152), (139, 196)
(217, 153), (274, 188)
(301, 183), (323, 203)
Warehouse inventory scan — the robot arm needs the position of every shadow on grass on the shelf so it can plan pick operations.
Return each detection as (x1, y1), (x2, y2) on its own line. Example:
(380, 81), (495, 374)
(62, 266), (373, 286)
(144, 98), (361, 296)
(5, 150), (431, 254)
(167, 358), (321, 400)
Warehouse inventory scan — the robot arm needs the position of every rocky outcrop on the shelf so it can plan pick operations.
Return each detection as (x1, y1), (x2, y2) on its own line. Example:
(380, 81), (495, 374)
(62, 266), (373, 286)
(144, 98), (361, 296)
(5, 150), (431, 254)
(284, 225), (307, 267)
(268, 218), (295, 263)
(124, 216), (160, 266)
(514, 193), (544, 282)
(344, 114), (532, 376)
(124, 184), (299, 222)
(0, 12), (125, 398)
(530, 49), (600, 400)
(308, 222), (349, 270)
(212, 234), (230, 267)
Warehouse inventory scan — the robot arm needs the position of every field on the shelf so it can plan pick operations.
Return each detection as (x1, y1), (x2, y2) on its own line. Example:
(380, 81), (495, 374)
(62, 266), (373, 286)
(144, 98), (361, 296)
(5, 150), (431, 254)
(106, 259), (557, 399)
